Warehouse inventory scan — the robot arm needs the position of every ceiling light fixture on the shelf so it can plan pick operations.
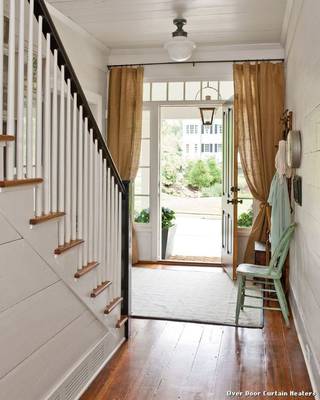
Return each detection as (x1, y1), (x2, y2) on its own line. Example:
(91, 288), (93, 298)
(164, 18), (196, 62)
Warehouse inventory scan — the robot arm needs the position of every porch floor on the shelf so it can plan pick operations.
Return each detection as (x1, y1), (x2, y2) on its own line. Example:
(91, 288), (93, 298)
(166, 214), (222, 260)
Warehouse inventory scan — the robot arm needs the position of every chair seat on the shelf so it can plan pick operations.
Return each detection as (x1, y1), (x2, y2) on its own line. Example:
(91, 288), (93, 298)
(237, 263), (278, 278)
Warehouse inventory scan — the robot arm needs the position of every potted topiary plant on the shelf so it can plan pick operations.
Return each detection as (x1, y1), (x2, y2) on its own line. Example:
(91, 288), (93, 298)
(161, 207), (176, 259)
(134, 207), (176, 259)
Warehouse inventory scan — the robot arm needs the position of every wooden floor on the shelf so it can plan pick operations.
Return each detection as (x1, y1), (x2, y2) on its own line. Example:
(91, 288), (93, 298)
(82, 312), (312, 399)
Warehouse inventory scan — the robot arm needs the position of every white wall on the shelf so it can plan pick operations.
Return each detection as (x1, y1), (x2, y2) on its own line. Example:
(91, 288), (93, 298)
(47, 3), (109, 133)
(285, 0), (320, 392)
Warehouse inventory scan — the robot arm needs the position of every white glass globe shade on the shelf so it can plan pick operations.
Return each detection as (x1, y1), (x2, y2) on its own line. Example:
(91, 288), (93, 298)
(164, 36), (196, 62)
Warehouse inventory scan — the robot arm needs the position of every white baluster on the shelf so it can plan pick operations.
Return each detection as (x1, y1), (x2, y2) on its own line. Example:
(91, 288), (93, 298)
(6, 0), (15, 180)
(97, 149), (103, 284)
(106, 168), (111, 299)
(0, 0), (3, 138)
(16, 0), (24, 179)
(51, 50), (58, 213)
(93, 140), (99, 269)
(88, 130), (94, 263)
(101, 159), (107, 283)
(82, 118), (89, 268)
(118, 190), (122, 300)
(65, 79), (72, 244)
(26, 0), (34, 177)
(0, 1), (3, 181)
(71, 93), (78, 241)
(43, 34), (51, 214)
(58, 66), (65, 246)
(77, 106), (83, 269)
(35, 16), (43, 216)
(114, 184), (119, 299)
(110, 176), (115, 299)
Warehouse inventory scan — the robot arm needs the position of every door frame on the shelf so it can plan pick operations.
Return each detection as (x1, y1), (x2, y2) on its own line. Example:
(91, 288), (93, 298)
(140, 100), (226, 262)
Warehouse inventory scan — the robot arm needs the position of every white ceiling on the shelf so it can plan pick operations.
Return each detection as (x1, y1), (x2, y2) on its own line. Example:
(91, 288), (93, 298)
(47, 0), (288, 49)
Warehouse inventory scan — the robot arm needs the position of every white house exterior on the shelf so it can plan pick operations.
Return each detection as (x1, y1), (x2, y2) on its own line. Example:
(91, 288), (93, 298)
(182, 119), (223, 163)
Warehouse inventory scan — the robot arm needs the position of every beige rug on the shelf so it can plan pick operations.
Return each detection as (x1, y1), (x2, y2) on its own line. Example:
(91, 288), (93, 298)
(132, 267), (263, 328)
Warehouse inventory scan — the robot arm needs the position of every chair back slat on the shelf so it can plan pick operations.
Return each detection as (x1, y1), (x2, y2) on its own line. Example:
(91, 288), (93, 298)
(267, 223), (295, 276)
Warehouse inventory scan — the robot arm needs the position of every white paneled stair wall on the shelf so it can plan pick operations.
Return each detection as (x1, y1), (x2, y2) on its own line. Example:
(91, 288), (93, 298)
(0, 1), (129, 399)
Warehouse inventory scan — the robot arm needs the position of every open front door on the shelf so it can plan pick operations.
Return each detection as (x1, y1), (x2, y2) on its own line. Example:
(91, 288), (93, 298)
(221, 105), (239, 280)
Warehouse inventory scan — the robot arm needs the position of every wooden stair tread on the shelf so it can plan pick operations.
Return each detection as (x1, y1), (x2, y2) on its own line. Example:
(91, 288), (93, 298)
(104, 297), (123, 314)
(54, 239), (84, 255)
(30, 211), (65, 225)
(116, 315), (128, 328)
(90, 280), (112, 297)
(74, 261), (99, 278)
(0, 178), (43, 188)
(0, 135), (15, 142)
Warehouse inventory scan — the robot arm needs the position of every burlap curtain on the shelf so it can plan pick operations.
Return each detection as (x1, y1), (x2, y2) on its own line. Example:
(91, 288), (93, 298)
(233, 62), (284, 263)
(107, 67), (144, 264)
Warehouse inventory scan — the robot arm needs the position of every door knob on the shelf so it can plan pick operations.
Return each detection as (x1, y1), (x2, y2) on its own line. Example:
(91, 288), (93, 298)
(230, 186), (240, 192)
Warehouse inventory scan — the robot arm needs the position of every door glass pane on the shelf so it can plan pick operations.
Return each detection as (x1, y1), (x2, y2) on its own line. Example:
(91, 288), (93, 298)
(185, 81), (201, 100)
(142, 110), (150, 138)
(143, 82), (151, 101)
(152, 82), (167, 101)
(139, 139), (150, 167)
(237, 151), (253, 227)
(135, 168), (150, 195)
(220, 81), (234, 100)
(134, 196), (150, 223)
(168, 82), (184, 101)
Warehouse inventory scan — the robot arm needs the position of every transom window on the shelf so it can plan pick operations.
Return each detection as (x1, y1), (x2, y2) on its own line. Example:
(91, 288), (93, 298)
(143, 80), (234, 102)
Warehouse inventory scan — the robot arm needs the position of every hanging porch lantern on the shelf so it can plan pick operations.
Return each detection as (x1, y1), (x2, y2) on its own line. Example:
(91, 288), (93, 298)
(199, 96), (216, 126)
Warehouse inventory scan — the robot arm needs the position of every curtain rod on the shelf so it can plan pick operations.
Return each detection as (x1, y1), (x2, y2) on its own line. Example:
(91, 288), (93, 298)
(107, 58), (284, 69)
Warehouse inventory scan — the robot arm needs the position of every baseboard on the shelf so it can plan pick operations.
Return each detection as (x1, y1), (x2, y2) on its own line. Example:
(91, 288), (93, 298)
(290, 288), (320, 398)
(45, 333), (125, 400)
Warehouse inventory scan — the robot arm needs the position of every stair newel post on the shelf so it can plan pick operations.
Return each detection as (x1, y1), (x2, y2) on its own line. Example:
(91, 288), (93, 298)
(121, 180), (131, 339)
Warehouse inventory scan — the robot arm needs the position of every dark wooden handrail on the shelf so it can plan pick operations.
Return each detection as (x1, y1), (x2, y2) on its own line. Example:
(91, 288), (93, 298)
(30, 0), (125, 193)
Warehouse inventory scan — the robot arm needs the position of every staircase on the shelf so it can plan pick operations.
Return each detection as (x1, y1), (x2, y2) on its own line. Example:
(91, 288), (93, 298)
(0, 1), (130, 399)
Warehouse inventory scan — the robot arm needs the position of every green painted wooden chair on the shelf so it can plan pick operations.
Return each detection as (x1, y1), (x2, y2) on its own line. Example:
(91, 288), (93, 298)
(235, 223), (295, 327)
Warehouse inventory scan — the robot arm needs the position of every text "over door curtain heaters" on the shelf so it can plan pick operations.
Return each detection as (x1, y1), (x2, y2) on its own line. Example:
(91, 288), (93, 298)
(233, 62), (284, 263)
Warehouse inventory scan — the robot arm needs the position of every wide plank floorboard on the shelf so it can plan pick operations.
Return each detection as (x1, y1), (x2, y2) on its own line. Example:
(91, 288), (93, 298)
(82, 312), (312, 400)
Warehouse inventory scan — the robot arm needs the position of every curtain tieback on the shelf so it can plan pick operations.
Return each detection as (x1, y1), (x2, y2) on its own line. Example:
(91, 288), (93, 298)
(259, 201), (268, 211)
